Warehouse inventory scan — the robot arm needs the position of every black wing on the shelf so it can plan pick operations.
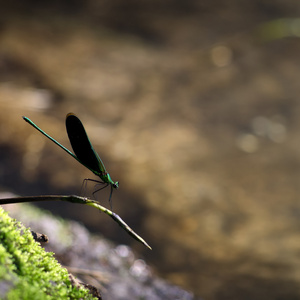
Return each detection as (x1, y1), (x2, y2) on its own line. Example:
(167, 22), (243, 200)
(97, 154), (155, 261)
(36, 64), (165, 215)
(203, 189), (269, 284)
(65, 113), (106, 175)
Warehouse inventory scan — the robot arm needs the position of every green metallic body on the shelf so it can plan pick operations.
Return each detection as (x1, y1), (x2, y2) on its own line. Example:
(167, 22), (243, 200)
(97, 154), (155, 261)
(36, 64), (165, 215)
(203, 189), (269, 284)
(23, 114), (119, 204)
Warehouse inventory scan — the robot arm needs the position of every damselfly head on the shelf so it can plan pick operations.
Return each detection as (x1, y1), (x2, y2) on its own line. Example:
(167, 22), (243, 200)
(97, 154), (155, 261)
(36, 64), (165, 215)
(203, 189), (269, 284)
(113, 181), (119, 189)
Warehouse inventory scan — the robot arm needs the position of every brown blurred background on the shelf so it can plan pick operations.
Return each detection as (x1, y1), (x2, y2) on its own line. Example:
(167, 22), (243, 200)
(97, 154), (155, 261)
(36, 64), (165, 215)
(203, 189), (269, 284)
(1, 1), (300, 299)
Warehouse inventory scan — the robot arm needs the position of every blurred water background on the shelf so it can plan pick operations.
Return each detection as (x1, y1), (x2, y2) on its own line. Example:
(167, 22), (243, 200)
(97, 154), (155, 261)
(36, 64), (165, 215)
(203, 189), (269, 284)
(1, 1), (300, 299)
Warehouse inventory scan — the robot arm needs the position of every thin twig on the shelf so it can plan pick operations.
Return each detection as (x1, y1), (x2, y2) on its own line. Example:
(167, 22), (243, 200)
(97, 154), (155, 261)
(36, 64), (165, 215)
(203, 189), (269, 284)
(0, 195), (151, 250)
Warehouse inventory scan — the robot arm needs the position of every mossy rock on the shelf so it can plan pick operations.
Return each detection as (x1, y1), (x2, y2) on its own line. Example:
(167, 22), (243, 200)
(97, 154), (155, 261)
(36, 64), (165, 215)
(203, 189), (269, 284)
(0, 206), (97, 300)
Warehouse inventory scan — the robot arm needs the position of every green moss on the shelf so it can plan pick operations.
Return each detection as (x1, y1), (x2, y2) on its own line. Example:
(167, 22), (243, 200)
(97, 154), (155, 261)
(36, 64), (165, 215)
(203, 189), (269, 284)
(0, 207), (97, 300)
